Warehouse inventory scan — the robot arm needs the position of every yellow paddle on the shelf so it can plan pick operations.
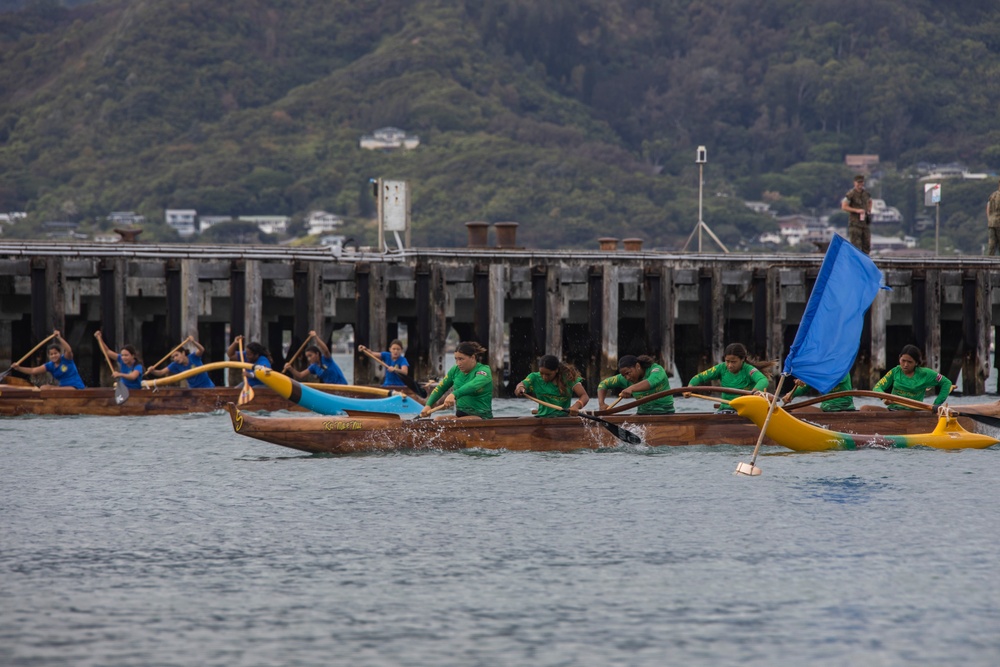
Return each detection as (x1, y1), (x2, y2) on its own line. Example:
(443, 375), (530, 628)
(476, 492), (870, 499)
(0, 332), (57, 382)
(283, 334), (314, 375)
(238, 337), (254, 406)
(143, 337), (191, 376)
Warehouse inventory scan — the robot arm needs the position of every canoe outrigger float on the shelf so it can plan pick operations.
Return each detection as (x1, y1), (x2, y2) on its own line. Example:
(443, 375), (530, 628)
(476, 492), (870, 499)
(731, 394), (1000, 451)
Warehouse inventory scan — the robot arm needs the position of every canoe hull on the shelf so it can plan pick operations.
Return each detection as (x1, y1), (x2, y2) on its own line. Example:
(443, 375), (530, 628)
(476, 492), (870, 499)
(730, 395), (999, 451)
(224, 404), (987, 455)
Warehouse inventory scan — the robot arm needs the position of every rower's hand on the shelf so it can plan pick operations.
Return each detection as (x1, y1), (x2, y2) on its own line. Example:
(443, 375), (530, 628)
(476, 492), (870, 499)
(357, 344), (367, 352)
(52, 329), (61, 338)
(283, 363), (292, 371)
(443, 394), (456, 408)
(620, 388), (634, 398)
(598, 401), (608, 410)
(682, 392), (692, 398)
(781, 392), (793, 404)
(514, 383), (526, 397)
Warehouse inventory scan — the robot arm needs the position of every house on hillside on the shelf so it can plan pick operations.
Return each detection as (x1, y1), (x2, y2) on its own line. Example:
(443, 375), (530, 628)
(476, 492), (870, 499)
(845, 154), (879, 174)
(108, 211), (145, 226)
(359, 127), (420, 151)
(306, 210), (343, 236)
(199, 216), (232, 233)
(238, 215), (288, 235)
(870, 199), (903, 225)
(165, 209), (197, 237)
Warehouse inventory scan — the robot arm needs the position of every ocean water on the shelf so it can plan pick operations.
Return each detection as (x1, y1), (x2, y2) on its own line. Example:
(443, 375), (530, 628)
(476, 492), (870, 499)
(2, 355), (1000, 666)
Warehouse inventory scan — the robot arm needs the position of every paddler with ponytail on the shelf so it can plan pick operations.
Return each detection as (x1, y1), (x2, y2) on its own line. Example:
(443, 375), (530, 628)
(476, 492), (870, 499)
(514, 354), (589, 417)
(418, 341), (494, 419)
(685, 342), (774, 412)
(597, 354), (674, 414)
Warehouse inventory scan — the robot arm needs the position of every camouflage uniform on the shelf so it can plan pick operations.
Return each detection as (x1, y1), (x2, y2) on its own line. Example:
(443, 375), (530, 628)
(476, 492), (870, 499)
(844, 186), (872, 254)
(987, 186), (1000, 255)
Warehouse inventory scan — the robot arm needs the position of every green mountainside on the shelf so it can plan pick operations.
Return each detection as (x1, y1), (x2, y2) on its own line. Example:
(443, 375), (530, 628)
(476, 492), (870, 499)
(1, 0), (998, 251)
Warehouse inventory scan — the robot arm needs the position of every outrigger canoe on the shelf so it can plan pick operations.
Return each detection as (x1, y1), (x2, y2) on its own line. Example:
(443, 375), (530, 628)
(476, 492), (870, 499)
(730, 395), (1000, 451)
(0, 361), (407, 417)
(223, 399), (993, 455)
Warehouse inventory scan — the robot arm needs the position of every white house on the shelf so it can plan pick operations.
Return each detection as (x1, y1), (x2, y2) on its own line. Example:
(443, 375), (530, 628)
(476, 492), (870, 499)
(776, 215), (815, 246)
(359, 127), (420, 151)
(238, 215), (288, 235)
(165, 209), (197, 237)
(108, 211), (145, 226)
(199, 215), (232, 233)
(870, 199), (903, 225)
(306, 210), (343, 236)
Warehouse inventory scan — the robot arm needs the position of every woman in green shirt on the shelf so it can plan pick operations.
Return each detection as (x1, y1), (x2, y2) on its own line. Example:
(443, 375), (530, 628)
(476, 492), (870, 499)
(419, 341), (494, 419)
(686, 343), (772, 412)
(597, 355), (674, 414)
(781, 374), (856, 412)
(514, 354), (589, 417)
(872, 344), (952, 410)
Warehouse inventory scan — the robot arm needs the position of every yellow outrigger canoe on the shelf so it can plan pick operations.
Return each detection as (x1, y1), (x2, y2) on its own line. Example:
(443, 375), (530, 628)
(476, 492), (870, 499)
(730, 395), (999, 451)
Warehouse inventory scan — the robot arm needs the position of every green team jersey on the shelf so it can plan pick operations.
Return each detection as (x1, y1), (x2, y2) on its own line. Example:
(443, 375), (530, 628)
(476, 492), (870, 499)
(598, 364), (674, 414)
(425, 362), (494, 419)
(521, 371), (584, 418)
(789, 375), (855, 411)
(873, 366), (952, 410)
(689, 362), (768, 409)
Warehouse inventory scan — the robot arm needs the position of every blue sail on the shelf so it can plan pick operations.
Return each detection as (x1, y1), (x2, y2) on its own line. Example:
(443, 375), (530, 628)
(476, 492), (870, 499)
(783, 235), (887, 393)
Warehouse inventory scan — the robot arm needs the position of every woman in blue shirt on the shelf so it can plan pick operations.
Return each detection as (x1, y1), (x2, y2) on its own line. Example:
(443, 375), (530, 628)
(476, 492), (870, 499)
(227, 336), (273, 388)
(147, 336), (215, 388)
(283, 330), (347, 385)
(11, 329), (85, 389)
(95, 330), (144, 390)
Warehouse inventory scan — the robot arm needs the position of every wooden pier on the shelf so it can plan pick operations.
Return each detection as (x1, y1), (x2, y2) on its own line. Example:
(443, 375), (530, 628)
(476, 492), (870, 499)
(0, 240), (997, 395)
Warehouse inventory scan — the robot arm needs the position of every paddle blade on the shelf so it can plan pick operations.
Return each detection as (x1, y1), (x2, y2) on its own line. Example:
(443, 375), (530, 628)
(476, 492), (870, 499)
(0, 367), (11, 382)
(238, 384), (254, 406)
(735, 461), (762, 476)
(114, 382), (129, 405)
(964, 412), (1000, 429)
(584, 414), (642, 445)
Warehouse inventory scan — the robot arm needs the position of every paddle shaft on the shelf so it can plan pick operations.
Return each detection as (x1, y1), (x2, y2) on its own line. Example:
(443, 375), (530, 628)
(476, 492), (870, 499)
(596, 385), (754, 416)
(144, 339), (190, 375)
(0, 332), (58, 379)
(99, 342), (130, 403)
(359, 346), (426, 397)
(284, 335), (314, 372)
(747, 375), (786, 468)
(523, 394), (642, 445)
(237, 338), (254, 405)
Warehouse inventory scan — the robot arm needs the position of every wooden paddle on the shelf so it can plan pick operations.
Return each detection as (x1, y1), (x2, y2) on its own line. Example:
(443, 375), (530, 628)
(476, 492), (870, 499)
(143, 337), (190, 376)
(283, 334), (313, 375)
(524, 394), (642, 445)
(237, 338), (254, 406)
(736, 376), (787, 477)
(100, 345), (130, 405)
(0, 332), (57, 382)
(415, 402), (452, 420)
(358, 345), (427, 398)
(596, 386), (754, 416)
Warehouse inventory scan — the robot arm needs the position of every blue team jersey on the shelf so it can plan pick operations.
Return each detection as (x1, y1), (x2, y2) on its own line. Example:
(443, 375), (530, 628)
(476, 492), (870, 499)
(246, 355), (271, 387)
(116, 354), (144, 389)
(44, 357), (85, 389)
(166, 354), (214, 388)
(308, 355), (347, 385)
(379, 351), (409, 387)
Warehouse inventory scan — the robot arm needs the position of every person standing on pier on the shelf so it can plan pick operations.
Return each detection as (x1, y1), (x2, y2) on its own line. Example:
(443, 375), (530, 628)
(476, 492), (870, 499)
(283, 331), (347, 385)
(841, 174), (873, 255)
(147, 336), (215, 388)
(419, 341), (493, 419)
(986, 177), (1000, 255)
(227, 336), (272, 388)
(515, 354), (589, 417)
(870, 345), (952, 410)
(11, 330), (85, 389)
(597, 355), (674, 414)
(94, 331), (144, 390)
(685, 343), (772, 412)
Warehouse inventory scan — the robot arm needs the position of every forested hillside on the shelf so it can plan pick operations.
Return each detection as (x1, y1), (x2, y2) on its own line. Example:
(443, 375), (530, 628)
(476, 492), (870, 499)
(1, 0), (998, 251)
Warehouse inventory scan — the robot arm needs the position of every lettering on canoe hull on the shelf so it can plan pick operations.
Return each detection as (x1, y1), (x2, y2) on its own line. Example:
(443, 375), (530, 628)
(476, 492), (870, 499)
(326, 420), (363, 431)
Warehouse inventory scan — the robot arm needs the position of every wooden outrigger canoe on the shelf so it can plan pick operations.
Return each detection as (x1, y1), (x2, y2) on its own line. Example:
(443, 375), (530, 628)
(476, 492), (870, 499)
(0, 361), (406, 417)
(730, 395), (1000, 451)
(223, 401), (992, 455)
